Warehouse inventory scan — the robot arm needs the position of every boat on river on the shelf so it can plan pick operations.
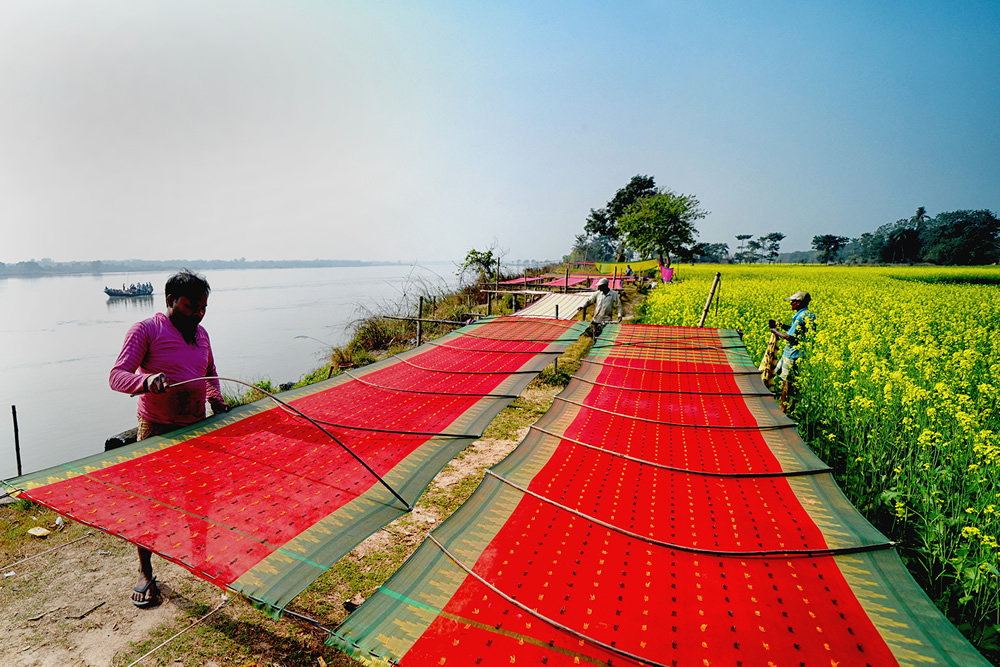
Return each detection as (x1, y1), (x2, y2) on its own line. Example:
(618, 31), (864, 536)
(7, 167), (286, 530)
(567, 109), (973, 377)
(104, 283), (153, 298)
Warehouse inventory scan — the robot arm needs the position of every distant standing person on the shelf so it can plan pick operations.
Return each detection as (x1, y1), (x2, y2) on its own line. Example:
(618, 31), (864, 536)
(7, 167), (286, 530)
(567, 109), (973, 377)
(109, 269), (230, 608)
(591, 277), (623, 337)
(769, 290), (816, 405)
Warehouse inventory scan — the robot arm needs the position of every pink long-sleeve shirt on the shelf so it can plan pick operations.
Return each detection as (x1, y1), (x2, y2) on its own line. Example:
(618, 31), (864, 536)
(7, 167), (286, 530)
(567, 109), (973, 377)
(109, 312), (224, 426)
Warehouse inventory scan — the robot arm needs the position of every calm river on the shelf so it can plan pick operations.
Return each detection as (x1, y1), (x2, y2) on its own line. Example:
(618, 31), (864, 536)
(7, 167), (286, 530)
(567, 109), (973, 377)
(0, 264), (455, 479)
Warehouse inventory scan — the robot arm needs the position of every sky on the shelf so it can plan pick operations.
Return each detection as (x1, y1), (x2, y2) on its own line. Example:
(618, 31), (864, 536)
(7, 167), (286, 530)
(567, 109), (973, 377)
(1, 1), (997, 263)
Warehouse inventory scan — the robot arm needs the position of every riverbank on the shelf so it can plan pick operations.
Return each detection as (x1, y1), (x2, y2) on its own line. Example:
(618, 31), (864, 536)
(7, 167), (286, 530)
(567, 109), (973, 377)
(0, 277), (643, 666)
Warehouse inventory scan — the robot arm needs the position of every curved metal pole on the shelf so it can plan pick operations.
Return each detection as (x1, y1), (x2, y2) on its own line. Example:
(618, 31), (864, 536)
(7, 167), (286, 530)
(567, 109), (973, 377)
(167, 377), (413, 511)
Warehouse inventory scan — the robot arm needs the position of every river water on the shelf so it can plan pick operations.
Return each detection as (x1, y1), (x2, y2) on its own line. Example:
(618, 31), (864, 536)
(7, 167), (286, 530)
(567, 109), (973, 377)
(0, 264), (455, 479)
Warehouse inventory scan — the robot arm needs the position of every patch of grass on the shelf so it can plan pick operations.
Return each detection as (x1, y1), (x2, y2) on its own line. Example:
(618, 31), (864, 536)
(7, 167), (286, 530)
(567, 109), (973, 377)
(482, 398), (546, 440)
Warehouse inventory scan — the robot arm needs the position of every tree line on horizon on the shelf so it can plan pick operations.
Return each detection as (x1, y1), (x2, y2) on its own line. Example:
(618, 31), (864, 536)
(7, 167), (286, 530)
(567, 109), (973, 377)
(0, 257), (392, 278)
(811, 207), (1000, 265)
(567, 175), (998, 266)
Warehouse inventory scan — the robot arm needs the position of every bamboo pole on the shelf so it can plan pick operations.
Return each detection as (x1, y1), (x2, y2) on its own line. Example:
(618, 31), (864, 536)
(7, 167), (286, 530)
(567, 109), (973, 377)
(417, 296), (423, 346)
(759, 331), (780, 389)
(698, 272), (722, 327)
(12, 405), (21, 477)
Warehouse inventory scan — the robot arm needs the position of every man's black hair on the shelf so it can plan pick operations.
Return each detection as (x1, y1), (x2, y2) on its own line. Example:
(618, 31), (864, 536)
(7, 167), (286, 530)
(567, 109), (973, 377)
(165, 270), (211, 300)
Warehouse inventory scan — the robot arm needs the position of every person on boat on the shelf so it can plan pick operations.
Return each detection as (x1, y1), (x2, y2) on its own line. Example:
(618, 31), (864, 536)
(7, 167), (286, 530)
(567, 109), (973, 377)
(109, 269), (230, 608)
(590, 277), (623, 337)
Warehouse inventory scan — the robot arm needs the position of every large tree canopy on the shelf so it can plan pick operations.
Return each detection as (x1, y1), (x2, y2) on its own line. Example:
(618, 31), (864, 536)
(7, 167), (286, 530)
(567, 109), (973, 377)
(584, 174), (658, 261)
(618, 189), (707, 266)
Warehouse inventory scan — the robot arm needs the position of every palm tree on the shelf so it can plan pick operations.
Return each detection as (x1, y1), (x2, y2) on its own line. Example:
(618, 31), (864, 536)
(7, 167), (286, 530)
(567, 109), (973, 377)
(910, 206), (930, 228)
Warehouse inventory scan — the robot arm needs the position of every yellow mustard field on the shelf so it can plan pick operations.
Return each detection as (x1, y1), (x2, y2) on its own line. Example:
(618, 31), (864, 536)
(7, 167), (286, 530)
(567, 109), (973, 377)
(643, 264), (1000, 654)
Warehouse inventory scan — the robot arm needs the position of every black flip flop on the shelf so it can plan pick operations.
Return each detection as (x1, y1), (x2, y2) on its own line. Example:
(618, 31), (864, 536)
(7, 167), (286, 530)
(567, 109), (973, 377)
(132, 576), (161, 609)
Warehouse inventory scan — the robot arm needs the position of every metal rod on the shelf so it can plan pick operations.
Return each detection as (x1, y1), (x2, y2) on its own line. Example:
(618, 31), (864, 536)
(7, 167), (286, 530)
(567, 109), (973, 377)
(563, 264), (569, 293)
(698, 272), (722, 327)
(169, 377), (414, 511)
(12, 405), (21, 477)
(555, 305), (559, 320)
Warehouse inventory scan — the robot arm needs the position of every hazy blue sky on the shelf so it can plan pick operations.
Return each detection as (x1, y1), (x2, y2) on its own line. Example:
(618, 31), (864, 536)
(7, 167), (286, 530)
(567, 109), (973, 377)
(1, 1), (997, 263)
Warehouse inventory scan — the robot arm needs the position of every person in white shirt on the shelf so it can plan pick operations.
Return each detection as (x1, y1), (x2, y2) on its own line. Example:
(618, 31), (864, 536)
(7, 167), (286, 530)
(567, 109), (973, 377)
(591, 277), (623, 336)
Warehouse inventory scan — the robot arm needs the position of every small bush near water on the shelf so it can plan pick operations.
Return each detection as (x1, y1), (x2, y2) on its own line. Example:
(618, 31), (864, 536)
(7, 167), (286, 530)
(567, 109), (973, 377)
(643, 263), (1000, 660)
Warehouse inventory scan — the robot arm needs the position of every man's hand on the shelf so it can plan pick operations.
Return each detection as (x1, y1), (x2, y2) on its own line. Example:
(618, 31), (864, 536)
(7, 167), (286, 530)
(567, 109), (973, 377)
(145, 373), (169, 394)
(617, 315), (623, 323)
(210, 400), (231, 415)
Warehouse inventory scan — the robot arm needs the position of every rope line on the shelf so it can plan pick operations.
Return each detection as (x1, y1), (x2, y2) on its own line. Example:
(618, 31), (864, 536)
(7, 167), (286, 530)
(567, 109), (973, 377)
(0, 531), (94, 572)
(453, 330), (576, 344)
(486, 470), (894, 558)
(589, 340), (743, 352)
(567, 373), (773, 397)
(475, 315), (582, 331)
(125, 594), (236, 667)
(597, 332), (742, 343)
(423, 338), (563, 356)
(168, 377), (413, 511)
(553, 395), (798, 431)
(342, 368), (519, 399)
(389, 353), (544, 375)
(279, 606), (404, 666)
(428, 534), (665, 667)
(578, 358), (760, 376)
(528, 425), (831, 478)
(270, 402), (479, 439)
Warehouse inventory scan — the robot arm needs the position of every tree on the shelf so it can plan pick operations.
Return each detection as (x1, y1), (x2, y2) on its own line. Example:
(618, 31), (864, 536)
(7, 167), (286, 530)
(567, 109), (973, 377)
(565, 233), (617, 263)
(811, 234), (850, 263)
(618, 189), (708, 266)
(853, 233), (879, 263)
(457, 243), (503, 285)
(691, 242), (730, 263)
(884, 224), (922, 263)
(585, 175), (658, 261)
(745, 238), (764, 263)
(920, 210), (1000, 265)
(734, 234), (753, 263)
(760, 232), (786, 263)
(910, 206), (931, 228)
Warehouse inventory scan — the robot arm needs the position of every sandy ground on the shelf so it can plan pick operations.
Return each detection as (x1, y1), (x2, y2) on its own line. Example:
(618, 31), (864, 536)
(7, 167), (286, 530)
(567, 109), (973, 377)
(0, 511), (198, 667)
(0, 421), (537, 666)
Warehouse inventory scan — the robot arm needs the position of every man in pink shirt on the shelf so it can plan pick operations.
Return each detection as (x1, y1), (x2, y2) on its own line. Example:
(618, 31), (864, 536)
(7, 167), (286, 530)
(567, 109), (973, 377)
(109, 269), (230, 607)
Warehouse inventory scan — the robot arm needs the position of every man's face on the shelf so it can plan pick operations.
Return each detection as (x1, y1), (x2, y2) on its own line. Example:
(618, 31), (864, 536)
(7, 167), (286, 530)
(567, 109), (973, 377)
(599, 284), (609, 294)
(167, 293), (208, 328)
(789, 299), (802, 310)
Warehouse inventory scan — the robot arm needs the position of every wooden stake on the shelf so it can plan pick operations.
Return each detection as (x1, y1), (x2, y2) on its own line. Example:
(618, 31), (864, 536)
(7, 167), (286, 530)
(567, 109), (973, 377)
(12, 405), (21, 477)
(698, 272), (722, 327)
(417, 296), (423, 346)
